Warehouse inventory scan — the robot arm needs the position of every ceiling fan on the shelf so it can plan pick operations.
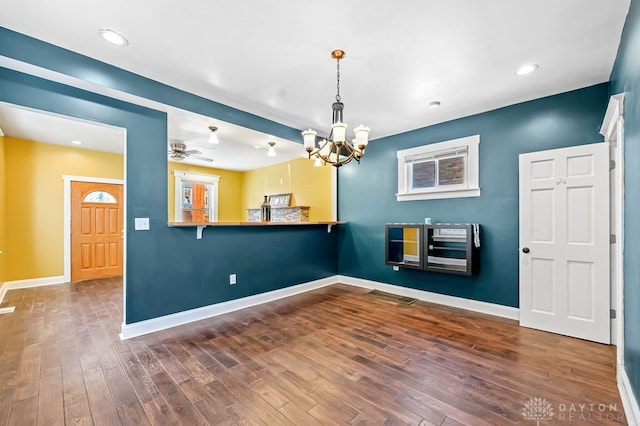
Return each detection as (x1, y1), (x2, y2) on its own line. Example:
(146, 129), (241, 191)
(168, 141), (213, 162)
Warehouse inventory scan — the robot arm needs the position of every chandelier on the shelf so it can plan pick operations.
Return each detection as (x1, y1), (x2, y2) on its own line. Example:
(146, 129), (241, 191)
(302, 50), (370, 167)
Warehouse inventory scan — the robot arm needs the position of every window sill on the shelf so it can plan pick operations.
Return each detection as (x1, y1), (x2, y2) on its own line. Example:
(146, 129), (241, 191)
(396, 188), (480, 202)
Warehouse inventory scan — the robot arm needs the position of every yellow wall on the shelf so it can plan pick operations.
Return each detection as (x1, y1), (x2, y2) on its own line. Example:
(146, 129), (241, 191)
(242, 157), (333, 221)
(4, 141), (331, 282)
(0, 135), (5, 284)
(4, 137), (124, 281)
(168, 162), (244, 222)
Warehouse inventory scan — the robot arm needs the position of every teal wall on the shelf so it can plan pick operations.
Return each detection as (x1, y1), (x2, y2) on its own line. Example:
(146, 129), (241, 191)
(610, 0), (640, 407)
(337, 83), (609, 307)
(0, 29), (338, 324)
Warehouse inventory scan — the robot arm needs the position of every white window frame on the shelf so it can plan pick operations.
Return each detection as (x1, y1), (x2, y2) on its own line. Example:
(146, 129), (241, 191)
(396, 134), (480, 201)
(174, 170), (220, 222)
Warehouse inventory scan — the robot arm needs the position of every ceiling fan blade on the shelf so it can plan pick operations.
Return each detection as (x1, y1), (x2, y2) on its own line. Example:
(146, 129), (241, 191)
(190, 155), (214, 162)
(185, 149), (201, 155)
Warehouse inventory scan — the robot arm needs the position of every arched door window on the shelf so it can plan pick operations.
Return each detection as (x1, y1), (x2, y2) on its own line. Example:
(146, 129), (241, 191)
(83, 191), (117, 203)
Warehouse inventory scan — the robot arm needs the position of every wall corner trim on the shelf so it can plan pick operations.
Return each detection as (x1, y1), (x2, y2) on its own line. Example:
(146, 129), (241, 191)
(336, 275), (520, 320)
(618, 364), (640, 425)
(119, 276), (337, 340)
(0, 276), (66, 305)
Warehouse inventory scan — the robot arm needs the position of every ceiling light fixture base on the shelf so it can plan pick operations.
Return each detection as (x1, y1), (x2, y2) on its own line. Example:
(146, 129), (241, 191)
(331, 50), (345, 60)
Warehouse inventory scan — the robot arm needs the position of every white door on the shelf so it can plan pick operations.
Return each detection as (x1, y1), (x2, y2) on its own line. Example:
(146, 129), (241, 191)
(519, 143), (610, 344)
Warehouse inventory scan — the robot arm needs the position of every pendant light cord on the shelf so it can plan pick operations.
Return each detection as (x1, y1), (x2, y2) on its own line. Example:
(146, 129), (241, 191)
(336, 59), (341, 102)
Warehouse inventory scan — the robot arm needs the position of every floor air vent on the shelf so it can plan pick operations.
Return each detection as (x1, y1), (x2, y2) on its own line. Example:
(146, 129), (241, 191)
(367, 290), (417, 305)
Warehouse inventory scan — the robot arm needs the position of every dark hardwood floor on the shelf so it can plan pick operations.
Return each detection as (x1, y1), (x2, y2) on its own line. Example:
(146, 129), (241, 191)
(0, 278), (627, 425)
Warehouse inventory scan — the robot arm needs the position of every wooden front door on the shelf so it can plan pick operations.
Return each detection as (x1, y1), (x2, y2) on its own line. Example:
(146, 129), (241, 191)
(71, 182), (123, 281)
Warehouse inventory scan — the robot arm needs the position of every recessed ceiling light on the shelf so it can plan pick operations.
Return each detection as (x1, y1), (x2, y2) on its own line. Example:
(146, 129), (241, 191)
(71, 140), (83, 145)
(428, 101), (441, 109)
(516, 64), (539, 76)
(98, 29), (129, 46)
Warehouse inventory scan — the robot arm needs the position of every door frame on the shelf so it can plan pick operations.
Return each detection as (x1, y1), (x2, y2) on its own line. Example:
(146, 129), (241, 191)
(600, 94), (624, 360)
(63, 175), (125, 283)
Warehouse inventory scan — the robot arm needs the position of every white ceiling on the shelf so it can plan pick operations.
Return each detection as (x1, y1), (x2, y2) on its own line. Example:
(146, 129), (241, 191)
(0, 102), (125, 153)
(0, 0), (631, 169)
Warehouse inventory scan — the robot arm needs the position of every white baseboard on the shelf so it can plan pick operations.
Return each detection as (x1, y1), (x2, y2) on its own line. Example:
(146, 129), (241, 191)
(119, 276), (337, 340)
(0, 275), (66, 305)
(336, 275), (520, 320)
(619, 364), (640, 425)
(121, 275), (520, 340)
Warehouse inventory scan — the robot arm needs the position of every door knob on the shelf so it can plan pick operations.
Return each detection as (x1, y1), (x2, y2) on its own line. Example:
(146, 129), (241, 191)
(522, 247), (530, 254)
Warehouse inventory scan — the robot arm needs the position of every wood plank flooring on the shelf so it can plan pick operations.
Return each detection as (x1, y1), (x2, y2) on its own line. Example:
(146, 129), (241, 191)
(0, 278), (627, 425)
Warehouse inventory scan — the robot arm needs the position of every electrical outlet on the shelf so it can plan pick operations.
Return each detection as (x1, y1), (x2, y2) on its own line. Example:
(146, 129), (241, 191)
(229, 274), (237, 285)
(393, 266), (400, 271)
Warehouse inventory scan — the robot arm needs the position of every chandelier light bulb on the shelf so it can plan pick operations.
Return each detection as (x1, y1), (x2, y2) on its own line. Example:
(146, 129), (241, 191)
(354, 125), (370, 147)
(302, 129), (317, 152)
(332, 122), (347, 144)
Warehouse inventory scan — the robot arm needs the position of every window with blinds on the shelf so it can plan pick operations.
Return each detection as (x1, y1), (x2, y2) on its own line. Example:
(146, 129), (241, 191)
(396, 135), (480, 201)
